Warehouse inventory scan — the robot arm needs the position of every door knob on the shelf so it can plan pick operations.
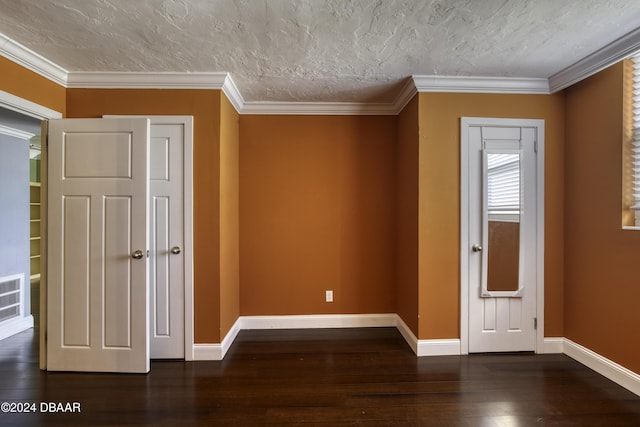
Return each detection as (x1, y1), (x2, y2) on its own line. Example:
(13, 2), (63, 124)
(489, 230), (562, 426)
(472, 244), (483, 252)
(171, 246), (181, 255)
(132, 250), (144, 259)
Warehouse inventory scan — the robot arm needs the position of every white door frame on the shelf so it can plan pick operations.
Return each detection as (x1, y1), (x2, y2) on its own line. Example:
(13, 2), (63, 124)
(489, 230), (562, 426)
(0, 90), (62, 370)
(105, 115), (194, 361)
(460, 117), (545, 354)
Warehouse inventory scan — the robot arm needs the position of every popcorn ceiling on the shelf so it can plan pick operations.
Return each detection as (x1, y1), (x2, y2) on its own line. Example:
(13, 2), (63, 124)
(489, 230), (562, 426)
(0, 0), (639, 102)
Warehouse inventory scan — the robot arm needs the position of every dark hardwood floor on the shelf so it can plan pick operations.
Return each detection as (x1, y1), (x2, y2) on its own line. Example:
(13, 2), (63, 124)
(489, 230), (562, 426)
(0, 327), (639, 426)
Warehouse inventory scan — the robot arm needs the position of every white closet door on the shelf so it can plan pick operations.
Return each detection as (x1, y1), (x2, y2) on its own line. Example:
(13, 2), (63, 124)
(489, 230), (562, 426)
(149, 122), (185, 359)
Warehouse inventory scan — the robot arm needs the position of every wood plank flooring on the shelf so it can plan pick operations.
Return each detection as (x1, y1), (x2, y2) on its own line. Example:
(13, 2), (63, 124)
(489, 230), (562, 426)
(0, 327), (639, 426)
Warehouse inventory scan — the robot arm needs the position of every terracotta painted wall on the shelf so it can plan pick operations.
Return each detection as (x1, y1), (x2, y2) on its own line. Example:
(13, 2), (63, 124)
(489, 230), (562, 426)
(417, 92), (565, 340)
(564, 62), (640, 374)
(219, 94), (240, 338)
(396, 96), (419, 335)
(239, 115), (397, 316)
(66, 88), (222, 343)
(0, 56), (65, 114)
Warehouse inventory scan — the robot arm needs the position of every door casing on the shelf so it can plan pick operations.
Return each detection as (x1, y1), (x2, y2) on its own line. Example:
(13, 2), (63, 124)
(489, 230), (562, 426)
(460, 117), (545, 354)
(0, 91), (62, 370)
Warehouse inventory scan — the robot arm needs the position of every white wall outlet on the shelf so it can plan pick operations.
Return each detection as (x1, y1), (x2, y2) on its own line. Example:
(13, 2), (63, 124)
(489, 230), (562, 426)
(325, 290), (333, 302)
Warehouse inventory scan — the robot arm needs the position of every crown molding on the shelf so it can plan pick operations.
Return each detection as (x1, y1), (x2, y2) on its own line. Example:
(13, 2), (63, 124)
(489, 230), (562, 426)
(412, 75), (550, 94)
(66, 71), (228, 89)
(5, 26), (640, 114)
(549, 26), (640, 92)
(0, 33), (68, 87)
(239, 100), (402, 115)
(221, 74), (244, 114)
(392, 78), (419, 112)
(0, 124), (35, 140)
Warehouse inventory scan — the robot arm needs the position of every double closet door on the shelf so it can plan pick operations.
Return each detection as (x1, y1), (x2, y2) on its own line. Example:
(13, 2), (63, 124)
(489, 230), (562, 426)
(46, 116), (191, 373)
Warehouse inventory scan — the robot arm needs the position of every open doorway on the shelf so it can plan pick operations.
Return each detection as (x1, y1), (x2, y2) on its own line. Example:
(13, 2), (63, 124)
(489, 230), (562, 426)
(0, 106), (41, 340)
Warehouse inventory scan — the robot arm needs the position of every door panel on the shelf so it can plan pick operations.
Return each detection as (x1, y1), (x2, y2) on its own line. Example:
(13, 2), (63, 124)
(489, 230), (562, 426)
(62, 196), (89, 347)
(467, 123), (538, 353)
(149, 123), (184, 359)
(47, 118), (150, 373)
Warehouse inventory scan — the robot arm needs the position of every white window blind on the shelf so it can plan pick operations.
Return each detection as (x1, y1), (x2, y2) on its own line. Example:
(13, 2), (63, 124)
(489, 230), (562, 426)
(631, 55), (640, 221)
(487, 153), (520, 214)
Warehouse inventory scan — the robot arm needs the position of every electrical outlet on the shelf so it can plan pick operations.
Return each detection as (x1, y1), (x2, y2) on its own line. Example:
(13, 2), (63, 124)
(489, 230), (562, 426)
(325, 290), (333, 302)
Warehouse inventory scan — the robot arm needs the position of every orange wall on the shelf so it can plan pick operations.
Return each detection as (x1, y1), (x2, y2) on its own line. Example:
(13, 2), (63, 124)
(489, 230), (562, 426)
(66, 88), (222, 343)
(565, 62), (640, 374)
(0, 56), (66, 114)
(396, 96), (420, 334)
(417, 92), (565, 339)
(239, 115), (397, 315)
(219, 94), (240, 337)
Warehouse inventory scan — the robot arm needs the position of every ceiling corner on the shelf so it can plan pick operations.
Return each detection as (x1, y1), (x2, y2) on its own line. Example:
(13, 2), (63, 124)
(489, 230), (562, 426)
(221, 74), (244, 114)
(549, 26), (640, 92)
(0, 33), (68, 87)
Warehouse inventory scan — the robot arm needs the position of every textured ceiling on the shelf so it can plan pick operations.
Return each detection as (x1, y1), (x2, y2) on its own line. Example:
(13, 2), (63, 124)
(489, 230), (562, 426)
(1, 0), (640, 103)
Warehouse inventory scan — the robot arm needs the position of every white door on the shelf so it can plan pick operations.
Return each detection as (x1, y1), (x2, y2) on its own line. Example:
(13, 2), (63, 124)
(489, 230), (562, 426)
(463, 118), (542, 353)
(148, 121), (185, 359)
(105, 115), (193, 360)
(47, 118), (150, 373)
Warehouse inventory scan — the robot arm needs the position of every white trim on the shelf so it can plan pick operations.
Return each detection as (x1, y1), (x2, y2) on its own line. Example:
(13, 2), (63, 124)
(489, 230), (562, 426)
(0, 315), (33, 341)
(564, 338), (640, 397)
(221, 74), (244, 114)
(67, 72), (228, 89)
(0, 33), (68, 87)
(460, 117), (545, 355)
(220, 318), (242, 359)
(413, 75), (550, 94)
(0, 90), (62, 120)
(0, 124), (35, 140)
(239, 101), (403, 116)
(417, 339), (462, 357)
(194, 314), (463, 360)
(240, 313), (398, 330)
(394, 316), (461, 356)
(393, 78), (419, 113)
(4, 26), (640, 113)
(104, 115), (195, 361)
(549, 26), (640, 92)
(542, 337), (564, 354)
(535, 122), (546, 354)
(395, 316), (419, 355)
(192, 344), (222, 361)
(192, 318), (242, 361)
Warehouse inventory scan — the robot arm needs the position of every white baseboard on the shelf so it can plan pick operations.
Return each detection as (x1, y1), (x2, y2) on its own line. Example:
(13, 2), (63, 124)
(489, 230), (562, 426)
(542, 337), (564, 354)
(192, 318), (242, 361)
(240, 313), (398, 330)
(563, 338), (640, 397)
(417, 339), (462, 356)
(220, 318), (241, 358)
(0, 315), (33, 341)
(395, 316), (419, 354)
(192, 344), (222, 361)
(191, 314), (397, 361)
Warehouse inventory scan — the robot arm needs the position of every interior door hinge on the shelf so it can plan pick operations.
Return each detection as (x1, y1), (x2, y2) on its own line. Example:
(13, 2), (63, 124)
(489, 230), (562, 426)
(534, 140), (538, 153)
(534, 317), (538, 330)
